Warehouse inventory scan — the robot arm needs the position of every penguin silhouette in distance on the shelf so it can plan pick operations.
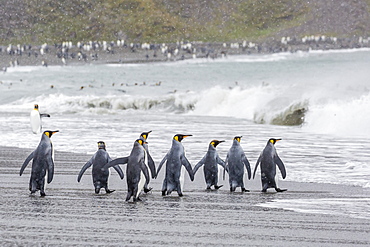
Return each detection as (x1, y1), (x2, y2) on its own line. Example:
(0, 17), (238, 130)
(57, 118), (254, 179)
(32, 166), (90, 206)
(30, 104), (50, 134)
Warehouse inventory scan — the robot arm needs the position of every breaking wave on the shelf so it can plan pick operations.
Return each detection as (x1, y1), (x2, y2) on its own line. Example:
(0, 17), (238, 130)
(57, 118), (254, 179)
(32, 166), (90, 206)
(7, 84), (370, 136)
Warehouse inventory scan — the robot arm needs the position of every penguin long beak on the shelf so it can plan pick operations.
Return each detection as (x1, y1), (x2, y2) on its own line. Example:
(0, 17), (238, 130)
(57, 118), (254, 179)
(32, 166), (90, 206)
(183, 135), (192, 138)
(52, 130), (59, 134)
(276, 139), (282, 142)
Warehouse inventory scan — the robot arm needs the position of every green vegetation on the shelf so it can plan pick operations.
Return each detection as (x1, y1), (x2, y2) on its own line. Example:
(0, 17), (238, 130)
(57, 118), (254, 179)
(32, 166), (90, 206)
(1, 0), (369, 44)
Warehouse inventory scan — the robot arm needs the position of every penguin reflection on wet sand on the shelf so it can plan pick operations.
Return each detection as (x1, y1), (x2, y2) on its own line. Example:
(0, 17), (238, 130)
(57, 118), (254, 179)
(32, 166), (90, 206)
(156, 134), (194, 197)
(20, 130), (59, 196)
(139, 131), (156, 193)
(193, 140), (226, 190)
(30, 104), (50, 134)
(225, 136), (251, 192)
(253, 138), (287, 192)
(103, 139), (150, 202)
(77, 141), (124, 194)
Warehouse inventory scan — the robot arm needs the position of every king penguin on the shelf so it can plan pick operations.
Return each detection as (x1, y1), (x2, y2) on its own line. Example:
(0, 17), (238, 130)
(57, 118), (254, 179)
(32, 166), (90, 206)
(77, 141), (124, 194)
(156, 134), (194, 197)
(253, 138), (287, 192)
(30, 104), (50, 134)
(103, 139), (150, 202)
(193, 140), (226, 190)
(139, 131), (156, 193)
(20, 130), (59, 196)
(225, 136), (251, 192)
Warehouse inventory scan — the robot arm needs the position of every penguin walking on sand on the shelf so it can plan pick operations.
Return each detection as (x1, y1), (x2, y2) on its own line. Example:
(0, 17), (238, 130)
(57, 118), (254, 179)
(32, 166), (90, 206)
(139, 131), (156, 193)
(20, 130), (59, 196)
(103, 139), (150, 202)
(193, 140), (226, 190)
(225, 136), (251, 192)
(253, 138), (287, 192)
(30, 104), (50, 134)
(156, 134), (194, 197)
(77, 141), (124, 194)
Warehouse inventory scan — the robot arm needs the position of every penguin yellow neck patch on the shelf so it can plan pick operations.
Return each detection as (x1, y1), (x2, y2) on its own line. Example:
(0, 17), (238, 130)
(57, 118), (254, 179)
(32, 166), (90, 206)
(174, 136), (179, 142)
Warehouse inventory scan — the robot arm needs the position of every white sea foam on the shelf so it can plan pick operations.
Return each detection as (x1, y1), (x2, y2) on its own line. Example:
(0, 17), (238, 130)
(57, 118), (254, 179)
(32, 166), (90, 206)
(258, 198), (370, 220)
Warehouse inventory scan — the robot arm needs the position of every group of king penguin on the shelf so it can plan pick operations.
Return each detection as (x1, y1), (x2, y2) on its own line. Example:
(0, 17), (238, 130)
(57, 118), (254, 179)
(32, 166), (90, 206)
(20, 104), (287, 201)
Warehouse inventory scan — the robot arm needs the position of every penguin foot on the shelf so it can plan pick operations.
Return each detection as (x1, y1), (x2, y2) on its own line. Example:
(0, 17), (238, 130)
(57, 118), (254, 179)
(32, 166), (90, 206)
(95, 188), (101, 194)
(40, 192), (46, 197)
(206, 186), (211, 190)
(162, 191), (166, 196)
(241, 188), (250, 192)
(134, 197), (142, 202)
(106, 189), (115, 194)
(214, 185), (223, 190)
(144, 187), (152, 193)
(261, 189), (267, 193)
(178, 193), (183, 197)
(276, 188), (287, 192)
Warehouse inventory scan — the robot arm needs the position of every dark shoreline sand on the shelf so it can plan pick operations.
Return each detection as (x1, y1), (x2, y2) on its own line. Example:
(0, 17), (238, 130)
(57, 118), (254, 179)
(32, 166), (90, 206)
(1, 145), (369, 246)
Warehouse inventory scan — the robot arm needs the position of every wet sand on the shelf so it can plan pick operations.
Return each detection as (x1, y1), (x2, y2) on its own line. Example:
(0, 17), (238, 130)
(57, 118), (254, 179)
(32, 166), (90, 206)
(1, 146), (370, 246)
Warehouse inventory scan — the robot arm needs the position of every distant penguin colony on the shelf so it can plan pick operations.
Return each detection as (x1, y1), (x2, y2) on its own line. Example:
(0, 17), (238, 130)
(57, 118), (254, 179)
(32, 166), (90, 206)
(20, 104), (287, 200)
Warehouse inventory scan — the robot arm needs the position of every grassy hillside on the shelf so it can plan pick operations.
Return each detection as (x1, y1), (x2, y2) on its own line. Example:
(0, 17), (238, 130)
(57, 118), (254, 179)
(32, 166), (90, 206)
(1, 0), (370, 44)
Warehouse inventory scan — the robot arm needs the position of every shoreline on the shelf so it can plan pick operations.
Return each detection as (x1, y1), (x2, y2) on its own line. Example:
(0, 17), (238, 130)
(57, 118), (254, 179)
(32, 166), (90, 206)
(1, 37), (370, 69)
(1, 145), (370, 246)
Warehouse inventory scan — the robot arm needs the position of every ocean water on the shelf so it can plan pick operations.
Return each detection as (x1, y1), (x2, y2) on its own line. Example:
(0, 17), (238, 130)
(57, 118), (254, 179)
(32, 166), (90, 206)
(1, 48), (370, 220)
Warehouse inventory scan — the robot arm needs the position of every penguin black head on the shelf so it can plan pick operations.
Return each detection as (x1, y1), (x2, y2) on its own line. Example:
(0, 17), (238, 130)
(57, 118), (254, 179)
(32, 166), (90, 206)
(268, 138), (281, 145)
(140, 130), (152, 140)
(173, 134), (192, 142)
(97, 141), (106, 150)
(136, 139), (147, 145)
(233, 136), (242, 142)
(210, 140), (225, 147)
(34, 104), (39, 110)
(43, 130), (59, 138)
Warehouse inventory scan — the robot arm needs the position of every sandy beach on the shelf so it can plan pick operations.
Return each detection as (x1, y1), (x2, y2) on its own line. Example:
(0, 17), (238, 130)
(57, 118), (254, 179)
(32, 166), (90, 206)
(0, 145), (369, 246)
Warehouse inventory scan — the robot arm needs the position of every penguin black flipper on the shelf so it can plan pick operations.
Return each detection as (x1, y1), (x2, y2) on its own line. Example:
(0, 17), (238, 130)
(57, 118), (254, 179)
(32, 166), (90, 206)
(216, 155), (226, 170)
(40, 113), (50, 118)
(140, 160), (150, 185)
(181, 156), (194, 181)
(113, 165), (124, 179)
(20, 151), (34, 176)
(156, 153), (168, 178)
(77, 158), (93, 182)
(274, 155), (286, 179)
(193, 156), (206, 175)
(252, 155), (261, 179)
(104, 157), (129, 169)
(147, 152), (156, 178)
(241, 154), (251, 179)
(46, 152), (54, 183)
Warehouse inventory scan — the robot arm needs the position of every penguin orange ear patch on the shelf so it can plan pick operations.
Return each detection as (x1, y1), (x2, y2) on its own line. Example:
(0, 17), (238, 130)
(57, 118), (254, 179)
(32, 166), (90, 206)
(174, 136), (179, 141)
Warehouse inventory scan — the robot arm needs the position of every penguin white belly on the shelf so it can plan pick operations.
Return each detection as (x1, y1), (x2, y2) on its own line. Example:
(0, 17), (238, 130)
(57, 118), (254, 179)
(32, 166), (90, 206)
(136, 171), (146, 199)
(218, 165), (223, 183)
(30, 110), (41, 134)
(274, 172), (279, 188)
(144, 150), (152, 178)
(180, 166), (185, 190)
